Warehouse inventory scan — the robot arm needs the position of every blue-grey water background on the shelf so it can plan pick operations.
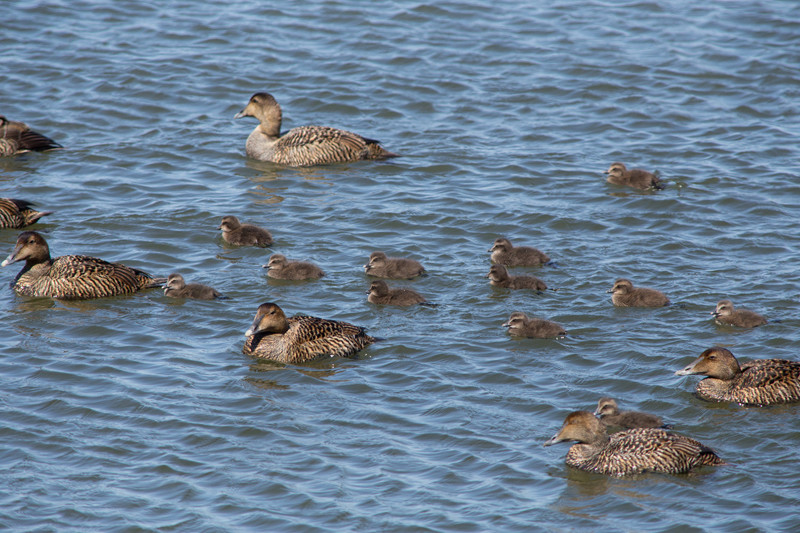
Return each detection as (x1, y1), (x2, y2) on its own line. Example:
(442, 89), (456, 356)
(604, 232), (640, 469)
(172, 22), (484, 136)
(2, 0), (799, 531)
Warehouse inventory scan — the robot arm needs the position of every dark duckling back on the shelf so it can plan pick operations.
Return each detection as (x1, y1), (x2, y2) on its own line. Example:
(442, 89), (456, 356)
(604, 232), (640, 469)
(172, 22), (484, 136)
(604, 162), (663, 190)
(676, 347), (800, 405)
(164, 273), (225, 300)
(488, 264), (547, 290)
(218, 215), (273, 247)
(607, 278), (669, 307)
(1, 231), (161, 299)
(364, 251), (426, 279)
(544, 411), (724, 476)
(502, 311), (565, 338)
(593, 397), (667, 429)
(263, 254), (325, 280)
(366, 280), (428, 306)
(488, 237), (550, 267)
(712, 299), (767, 328)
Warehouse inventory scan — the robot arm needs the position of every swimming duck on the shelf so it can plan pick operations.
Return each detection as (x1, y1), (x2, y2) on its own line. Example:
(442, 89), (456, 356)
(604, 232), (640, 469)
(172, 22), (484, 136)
(0, 115), (61, 156)
(218, 215), (273, 247)
(488, 264), (547, 290)
(593, 397), (667, 429)
(234, 92), (397, 166)
(488, 237), (549, 267)
(604, 162), (663, 190)
(607, 278), (669, 307)
(164, 273), (225, 300)
(364, 251), (426, 279)
(711, 299), (767, 328)
(0, 198), (53, 228)
(366, 280), (428, 306)
(263, 253), (324, 280)
(1, 231), (162, 299)
(243, 302), (375, 363)
(502, 311), (565, 338)
(544, 411), (725, 476)
(675, 347), (800, 405)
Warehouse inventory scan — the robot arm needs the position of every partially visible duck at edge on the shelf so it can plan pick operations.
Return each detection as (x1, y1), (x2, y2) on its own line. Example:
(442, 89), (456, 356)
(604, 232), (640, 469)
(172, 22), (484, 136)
(243, 302), (376, 363)
(0, 198), (53, 229)
(593, 397), (669, 430)
(675, 347), (800, 405)
(711, 299), (767, 328)
(234, 92), (397, 167)
(607, 278), (669, 307)
(1, 231), (163, 299)
(366, 280), (430, 306)
(364, 251), (426, 279)
(218, 215), (273, 247)
(0, 115), (62, 156)
(604, 162), (663, 190)
(544, 411), (725, 476)
(263, 253), (325, 280)
(502, 311), (565, 338)
(488, 264), (547, 291)
(164, 273), (225, 300)
(488, 237), (550, 267)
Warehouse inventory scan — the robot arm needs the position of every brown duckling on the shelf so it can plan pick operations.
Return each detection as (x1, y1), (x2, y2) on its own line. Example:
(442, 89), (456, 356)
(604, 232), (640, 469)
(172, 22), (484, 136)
(243, 302), (375, 363)
(502, 311), (565, 338)
(234, 92), (397, 166)
(604, 162), (663, 190)
(1, 231), (162, 299)
(164, 273), (225, 300)
(488, 264), (546, 291)
(218, 215), (273, 247)
(675, 347), (800, 405)
(593, 397), (667, 430)
(488, 237), (550, 267)
(607, 278), (669, 307)
(0, 198), (53, 228)
(711, 299), (767, 328)
(364, 251), (426, 279)
(0, 115), (62, 156)
(366, 280), (429, 306)
(544, 411), (725, 476)
(263, 253), (324, 280)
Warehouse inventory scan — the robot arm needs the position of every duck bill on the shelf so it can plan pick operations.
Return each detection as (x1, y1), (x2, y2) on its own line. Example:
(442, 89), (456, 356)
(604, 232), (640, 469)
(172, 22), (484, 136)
(1, 245), (22, 267)
(543, 433), (564, 447)
(675, 356), (704, 376)
(605, 288), (614, 293)
(233, 110), (247, 119)
(501, 321), (510, 328)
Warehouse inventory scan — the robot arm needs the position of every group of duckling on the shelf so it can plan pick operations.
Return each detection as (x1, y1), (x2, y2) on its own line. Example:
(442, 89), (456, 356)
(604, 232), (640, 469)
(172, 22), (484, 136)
(3, 92), (799, 479)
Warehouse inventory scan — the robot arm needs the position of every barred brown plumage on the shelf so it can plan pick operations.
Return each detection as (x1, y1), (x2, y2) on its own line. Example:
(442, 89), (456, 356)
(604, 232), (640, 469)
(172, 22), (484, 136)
(544, 411), (725, 476)
(488, 264), (546, 291)
(675, 347), (800, 405)
(488, 237), (550, 267)
(234, 92), (397, 166)
(243, 302), (375, 363)
(0, 198), (53, 228)
(593, 397), (667, 430)
(1, 231), (163, 299)
(0, 115), (62, 156)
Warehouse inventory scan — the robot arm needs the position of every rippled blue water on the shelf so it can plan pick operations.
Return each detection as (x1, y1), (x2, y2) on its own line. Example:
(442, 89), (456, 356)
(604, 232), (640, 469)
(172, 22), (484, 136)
(2, 0), (799, 531)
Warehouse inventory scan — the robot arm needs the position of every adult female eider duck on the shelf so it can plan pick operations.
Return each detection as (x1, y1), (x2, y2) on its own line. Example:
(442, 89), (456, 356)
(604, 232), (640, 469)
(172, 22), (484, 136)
(243, 302), (376, 363)
(502, 311), (565, 338)
(488, 237), (549, 267)
(0, 198), (53, 228)
(593, 397), (668, 430)
(607, 278), (669, 307)
(1, 231), (163, 299)
(604, 162), (663, 190)
(0, 115), (62, 156)
(544, 411), (725, 476)
(675, 347), (800, 405)
(711, 299), (767, 328)
(234, 92), (397, 166)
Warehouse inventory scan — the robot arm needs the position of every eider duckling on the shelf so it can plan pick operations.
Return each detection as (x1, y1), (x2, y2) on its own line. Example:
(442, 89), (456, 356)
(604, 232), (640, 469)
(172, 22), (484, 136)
(488, 237), (550, 267)
(263, 253), (324, 280)
(544, 411), (725, 476)
(502, 311), (565, 338)
(675, 347), (800, 405)
(366, 280), (429, 306)
(164, 273), (225, 300)
(218, 215), (273, 247)
(604, 162), (663, 190)
(243, 302), (375, 363)
(0, 115), (62, 156)
(364, 251), (426, 279)
(607, 278), (669, 307)
(712, 299), (767, 328)
(0, 198), (53, 228)
(1, 231), (162, 299)
(593, 397), (667, 430)
(234, 92), (397, 167)
(488, 264), (547, 291)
